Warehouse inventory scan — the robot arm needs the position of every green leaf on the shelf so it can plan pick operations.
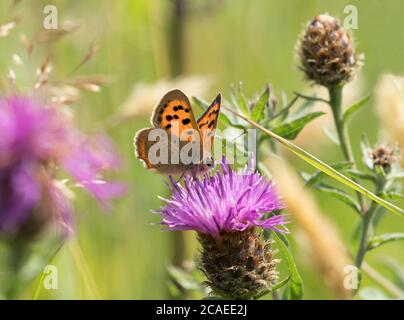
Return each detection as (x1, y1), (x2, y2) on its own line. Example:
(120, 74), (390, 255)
(192, 96), (210, 110)
(272, 95), (299, 122)
(253, 276), (290, 299)
(274, 233), (304, 300)
(275, 231), (289, 247)
(167, 265), (201, 291)
(231, 83), (249, 115)
(254, 277), (290, 300)
(316, 183), (362, 214)
(343, 94), (371, 123)
(368, 233), (404, 250)
(252, 86), (270, 122)
(322, 126), (340, 145)
(379, 192), (404, 201)
(272, 276), (290, 292)
(272, 112), (325, 140)
(345, 169), (376, 183)
(305, 161), (353, 187)
(360, 134), (373, 170)
(222, 106), (404, 217)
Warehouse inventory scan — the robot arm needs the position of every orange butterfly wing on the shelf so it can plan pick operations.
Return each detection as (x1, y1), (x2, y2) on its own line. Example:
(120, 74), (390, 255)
(134, 89), (203, 174)
(151, 89), (200, 139)
(197, 93), (221, 158)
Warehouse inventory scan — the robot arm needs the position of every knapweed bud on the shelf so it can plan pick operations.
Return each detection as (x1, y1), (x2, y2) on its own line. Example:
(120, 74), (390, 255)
(298, 14), (361, 88)
(370, 144), (399, 173)
(157, 156), (289, 299)
(199, 229), (279, 300)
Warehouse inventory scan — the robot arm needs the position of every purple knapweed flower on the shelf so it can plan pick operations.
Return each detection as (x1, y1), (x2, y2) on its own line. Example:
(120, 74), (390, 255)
(0, 96), (125, 239)
(157, 156), (288, 299)
(157, 156), (288, 237)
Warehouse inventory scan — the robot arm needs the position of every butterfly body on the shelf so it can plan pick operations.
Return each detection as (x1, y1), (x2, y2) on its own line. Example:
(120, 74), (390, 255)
(134, 89), (221, 177)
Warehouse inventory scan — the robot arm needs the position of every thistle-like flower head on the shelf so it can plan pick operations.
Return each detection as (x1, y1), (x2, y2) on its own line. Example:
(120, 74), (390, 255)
(157, 156), (288, 299)
(158, 157), (287, 236)
(298, 14), (362, 87)
(370, 144), (399, 173)
(0, 96), (125, 239)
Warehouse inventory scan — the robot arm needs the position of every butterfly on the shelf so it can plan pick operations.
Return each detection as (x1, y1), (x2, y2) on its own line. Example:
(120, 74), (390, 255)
(134, 89), (221, 177)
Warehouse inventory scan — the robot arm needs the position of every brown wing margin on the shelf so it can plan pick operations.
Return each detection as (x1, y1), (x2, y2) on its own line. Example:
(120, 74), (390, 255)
(134, 128), (155, 169)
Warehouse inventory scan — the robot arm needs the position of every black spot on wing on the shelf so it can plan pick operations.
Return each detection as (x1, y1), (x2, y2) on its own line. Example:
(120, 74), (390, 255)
(182, 118), (191, 125)
(166, 115), (173, 121)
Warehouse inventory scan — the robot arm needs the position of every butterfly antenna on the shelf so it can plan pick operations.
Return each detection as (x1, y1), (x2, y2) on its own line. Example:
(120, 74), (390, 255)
(232, 129), (247, 143)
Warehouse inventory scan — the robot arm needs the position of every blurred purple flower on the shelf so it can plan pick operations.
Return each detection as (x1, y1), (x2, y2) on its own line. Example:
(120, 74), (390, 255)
(157, 156), (288, 237)
(0, 96), (125, 238)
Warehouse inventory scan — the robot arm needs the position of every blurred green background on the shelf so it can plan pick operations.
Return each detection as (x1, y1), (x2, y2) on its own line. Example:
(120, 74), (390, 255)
(1, 0), (404, 299)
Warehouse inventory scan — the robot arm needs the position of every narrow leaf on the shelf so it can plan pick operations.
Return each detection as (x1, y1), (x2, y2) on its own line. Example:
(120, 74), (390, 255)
(345, 169), (376, 183)
(322, 126), (340, 145)
(231, 83), (249, 115)
(222, 106), (404, 217)
(343, 94), (371, 123)
(274, 233), (304, 300)
(360, 134), (373, 170)
(254, 276), (290, 299)
(316, 183), (362, 214)
(252, 86), (270, 122)
(193, 96), (210, 110)
(167, 265), (201, 291)
(305, 161), (353, 187)
(272, 112), (325, 140)
(272, 94), (299, 122)
(379, 192), (404, 201)
(368, 233), (404, 250)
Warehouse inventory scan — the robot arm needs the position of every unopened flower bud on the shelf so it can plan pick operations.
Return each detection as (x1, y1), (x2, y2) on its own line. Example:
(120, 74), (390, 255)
(370, 145), (399, 173)
(298, 14), (362, 87)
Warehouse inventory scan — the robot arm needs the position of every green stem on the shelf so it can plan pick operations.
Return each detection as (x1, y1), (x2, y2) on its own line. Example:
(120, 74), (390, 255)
(355, 178), (385, 268)
(329, 86), (354, 161)
(328, 85), (365, 210)
(355, 212), (372, 268)
(328, 86), (392, 291)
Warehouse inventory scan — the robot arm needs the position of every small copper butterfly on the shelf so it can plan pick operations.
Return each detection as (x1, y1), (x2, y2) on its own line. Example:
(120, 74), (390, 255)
(134, 89), (221, 176)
